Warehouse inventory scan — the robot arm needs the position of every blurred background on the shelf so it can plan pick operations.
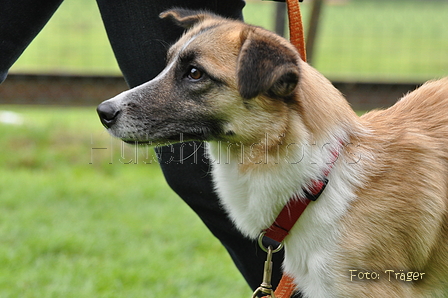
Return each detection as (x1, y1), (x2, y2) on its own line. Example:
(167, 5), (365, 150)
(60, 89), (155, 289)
(3, 0), (448, 108)
(0, 0), (447, 297)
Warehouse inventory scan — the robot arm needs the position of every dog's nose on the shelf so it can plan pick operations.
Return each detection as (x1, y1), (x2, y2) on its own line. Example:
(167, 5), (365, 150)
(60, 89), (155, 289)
(97, 101), (120, 128)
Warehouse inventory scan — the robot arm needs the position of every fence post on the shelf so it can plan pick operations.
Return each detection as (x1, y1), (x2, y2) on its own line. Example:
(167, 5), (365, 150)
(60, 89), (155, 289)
(306, 0), (324, 65)
(274, 2), (287, 37)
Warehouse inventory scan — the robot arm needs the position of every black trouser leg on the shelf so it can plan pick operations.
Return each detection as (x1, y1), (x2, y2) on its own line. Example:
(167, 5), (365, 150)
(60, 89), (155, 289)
(0, 0), (64, 83)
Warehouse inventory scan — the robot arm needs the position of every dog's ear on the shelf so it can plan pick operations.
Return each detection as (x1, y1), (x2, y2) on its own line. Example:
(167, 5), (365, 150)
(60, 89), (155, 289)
(160, 8), (212, 29)
(237, 28), (300, 100)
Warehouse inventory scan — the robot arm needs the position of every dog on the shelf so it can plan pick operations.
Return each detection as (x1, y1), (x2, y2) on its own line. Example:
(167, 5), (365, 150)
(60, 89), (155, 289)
(97, 9), (448, 298)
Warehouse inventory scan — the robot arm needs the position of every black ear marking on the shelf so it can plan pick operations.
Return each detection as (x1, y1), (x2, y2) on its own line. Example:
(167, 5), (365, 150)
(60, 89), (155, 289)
(160, 8), (213, 29)
(237, 28), (300, 100)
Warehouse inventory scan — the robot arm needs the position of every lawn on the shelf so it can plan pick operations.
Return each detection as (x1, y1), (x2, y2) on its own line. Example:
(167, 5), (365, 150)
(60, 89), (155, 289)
(1, 0), (448, 297)
(10, 0), (448, 81)
(0, 106), (251, 297)
(311, 0), (448, 81)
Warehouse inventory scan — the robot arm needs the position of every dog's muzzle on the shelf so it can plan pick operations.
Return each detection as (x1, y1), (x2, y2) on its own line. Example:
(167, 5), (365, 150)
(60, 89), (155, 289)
(97, 101), (120, 128)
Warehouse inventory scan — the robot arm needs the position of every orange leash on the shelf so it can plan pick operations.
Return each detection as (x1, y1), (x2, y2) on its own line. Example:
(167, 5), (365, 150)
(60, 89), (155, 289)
(272, 274), (297, 298)
(286, 0), (307, 62)
(258, 274), (296, 298)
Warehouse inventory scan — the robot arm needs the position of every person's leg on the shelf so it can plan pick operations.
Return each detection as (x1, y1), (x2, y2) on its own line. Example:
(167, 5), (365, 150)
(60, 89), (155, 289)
(95, 0), (285, 291)
(0, 0), (64, 84)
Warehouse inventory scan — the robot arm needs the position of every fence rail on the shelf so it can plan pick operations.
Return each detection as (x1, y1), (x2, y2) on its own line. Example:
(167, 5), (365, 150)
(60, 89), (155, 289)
(0, 74), (420, 110)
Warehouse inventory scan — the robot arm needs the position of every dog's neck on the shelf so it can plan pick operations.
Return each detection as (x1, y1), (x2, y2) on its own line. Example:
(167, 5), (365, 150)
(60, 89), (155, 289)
(207, 125), (349, 238)
(208, 62), (365, 239)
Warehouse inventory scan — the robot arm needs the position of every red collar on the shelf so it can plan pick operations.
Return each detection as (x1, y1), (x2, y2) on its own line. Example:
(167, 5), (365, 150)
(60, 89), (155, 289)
(263, 178), (328, 243)
(263, 148), (339, 243)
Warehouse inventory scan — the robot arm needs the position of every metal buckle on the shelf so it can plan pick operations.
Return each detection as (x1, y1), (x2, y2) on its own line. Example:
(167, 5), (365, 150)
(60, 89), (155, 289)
(258, 231), (284, 253)
(251, 232), (284, 298)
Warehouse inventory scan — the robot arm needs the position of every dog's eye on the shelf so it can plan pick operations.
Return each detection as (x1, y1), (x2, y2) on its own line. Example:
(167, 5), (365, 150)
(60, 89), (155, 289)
(187, 67), (204, 81)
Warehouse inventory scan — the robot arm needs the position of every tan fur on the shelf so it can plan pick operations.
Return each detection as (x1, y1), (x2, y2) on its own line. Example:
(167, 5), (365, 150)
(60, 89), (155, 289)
(203, 22), (448, 295)
(336, 79), (448, 297)
(99, 10), (448, 297)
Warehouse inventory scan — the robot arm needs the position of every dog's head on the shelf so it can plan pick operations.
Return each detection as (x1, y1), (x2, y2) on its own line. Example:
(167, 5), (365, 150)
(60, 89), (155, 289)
(97, 9), (301, 145)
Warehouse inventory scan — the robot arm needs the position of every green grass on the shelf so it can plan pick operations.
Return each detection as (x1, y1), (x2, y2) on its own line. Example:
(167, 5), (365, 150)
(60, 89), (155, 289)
(10, 0), (448, 81)
(9, 0), (119, 75)
(2, 1), (447, 296)
(0, 106), (251, 298)
(311, 0), (448, 82)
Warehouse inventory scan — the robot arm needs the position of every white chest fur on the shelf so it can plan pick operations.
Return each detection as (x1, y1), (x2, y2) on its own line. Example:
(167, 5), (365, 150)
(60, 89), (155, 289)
(207, 139), (362, 298)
